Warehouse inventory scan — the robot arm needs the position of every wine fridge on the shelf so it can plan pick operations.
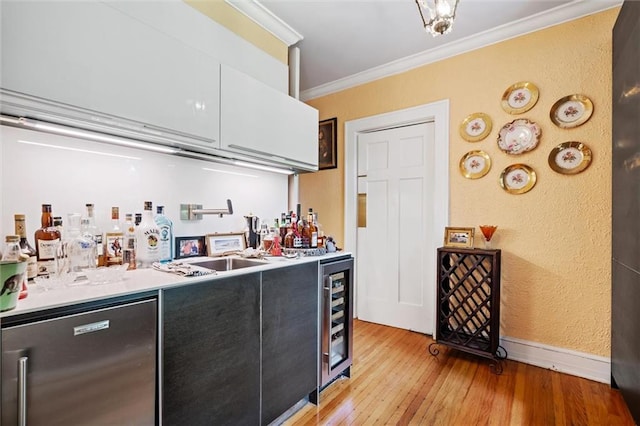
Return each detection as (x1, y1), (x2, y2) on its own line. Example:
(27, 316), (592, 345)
(319, 256), (354, 389)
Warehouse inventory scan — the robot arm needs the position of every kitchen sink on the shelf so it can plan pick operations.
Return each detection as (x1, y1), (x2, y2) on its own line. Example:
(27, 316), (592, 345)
(190, 257), (267, 272)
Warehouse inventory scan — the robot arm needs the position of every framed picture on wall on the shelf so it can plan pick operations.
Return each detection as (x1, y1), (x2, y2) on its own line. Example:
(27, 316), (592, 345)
(319, 117), (337, 170)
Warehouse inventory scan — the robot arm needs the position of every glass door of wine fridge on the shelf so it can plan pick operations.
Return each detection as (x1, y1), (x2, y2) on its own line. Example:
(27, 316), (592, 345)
(320, 257), (353, 387)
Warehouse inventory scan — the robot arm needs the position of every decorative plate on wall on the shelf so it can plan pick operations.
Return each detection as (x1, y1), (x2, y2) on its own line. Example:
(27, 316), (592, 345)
(499, 164), (537, 194)
(549, 94), (593, 128)
(501, 81), (539, 114)
(497, 118), (541, 155)
(548, 141), (592, 174)
(459, 150), (491, 179)
(459, 113), (492, 142)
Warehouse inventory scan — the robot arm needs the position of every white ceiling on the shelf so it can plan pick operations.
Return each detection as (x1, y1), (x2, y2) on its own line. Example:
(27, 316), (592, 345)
(234, 0), (621, 100)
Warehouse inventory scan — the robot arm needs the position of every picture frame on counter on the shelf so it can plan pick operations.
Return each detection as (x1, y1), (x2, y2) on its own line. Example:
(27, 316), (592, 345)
(319, 117), (338, 170)
(206, 232), (247, 257)
(175, 236), (206, 259)
(443, 227), (475, 248)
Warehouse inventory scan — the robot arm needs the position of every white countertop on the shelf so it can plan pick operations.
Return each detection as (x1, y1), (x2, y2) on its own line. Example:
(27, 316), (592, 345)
(1, 252), (351, 318)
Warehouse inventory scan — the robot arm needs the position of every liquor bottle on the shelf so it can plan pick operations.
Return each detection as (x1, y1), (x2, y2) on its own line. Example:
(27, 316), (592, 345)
(136, 201), (161, 268)
(14, 214), (37, 282)
(314, 212), (325, 249)
(64, 213), (96, 274)
(154, 206), (173, 263)
(135, 213), (142, 227)
(284, 222), (295, 249)
(307, 208), (318, 248)
(84, 203), (105, 267)
(34, 204), (61, 277)
(122, 213), (137, 270)
(105, 207), (124, 266)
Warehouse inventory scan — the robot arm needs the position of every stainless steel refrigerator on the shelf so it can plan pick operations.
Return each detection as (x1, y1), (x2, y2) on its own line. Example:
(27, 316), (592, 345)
(1, 297), (157, 425)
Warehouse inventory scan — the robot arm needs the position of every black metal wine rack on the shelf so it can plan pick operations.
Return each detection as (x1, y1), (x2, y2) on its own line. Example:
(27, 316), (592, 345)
(429, 247), (507, 373)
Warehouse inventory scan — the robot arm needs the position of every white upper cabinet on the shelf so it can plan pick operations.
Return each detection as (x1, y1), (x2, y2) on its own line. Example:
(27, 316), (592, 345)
(220, 65), (319, 171)
(0, 1), (220, 146)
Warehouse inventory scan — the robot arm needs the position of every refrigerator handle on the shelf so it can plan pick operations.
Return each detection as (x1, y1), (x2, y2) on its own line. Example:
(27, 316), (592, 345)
(18, 356), (28, 426)
(323, 275), (333, 370)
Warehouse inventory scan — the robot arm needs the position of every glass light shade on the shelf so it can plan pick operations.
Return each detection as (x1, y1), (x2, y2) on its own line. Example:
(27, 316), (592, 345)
(418, 0), (459, 36)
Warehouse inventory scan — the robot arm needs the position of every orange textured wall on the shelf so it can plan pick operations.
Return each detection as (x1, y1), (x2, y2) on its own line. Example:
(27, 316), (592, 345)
(301, 8), (619, 356)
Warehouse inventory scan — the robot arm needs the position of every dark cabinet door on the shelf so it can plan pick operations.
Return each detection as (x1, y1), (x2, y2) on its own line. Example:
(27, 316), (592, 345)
(261, 262), (319, 425)
(162, 274), (261, 426)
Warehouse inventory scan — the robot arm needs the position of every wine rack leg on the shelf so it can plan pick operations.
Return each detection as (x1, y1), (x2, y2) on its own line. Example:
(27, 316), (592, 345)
(428, 342), (440, 357)
(489, 358), (504, 375)
(495, 345), (508, 360)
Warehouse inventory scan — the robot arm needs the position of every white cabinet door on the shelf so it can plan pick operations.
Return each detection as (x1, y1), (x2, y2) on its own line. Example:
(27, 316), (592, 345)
(220, 64), (318, 171)
(0, 1), (220, 146)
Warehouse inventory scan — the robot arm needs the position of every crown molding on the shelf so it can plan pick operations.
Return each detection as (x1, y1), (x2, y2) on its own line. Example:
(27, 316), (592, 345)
(224, 0), (303, 46)
(300, 0), (622, 101)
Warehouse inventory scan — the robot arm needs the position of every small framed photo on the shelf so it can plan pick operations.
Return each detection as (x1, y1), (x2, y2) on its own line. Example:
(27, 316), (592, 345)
(175, 236), (206, 259)
(206, 232), (247, 257)
(319, 117), (337, 170)
(444, 227), (475, 248)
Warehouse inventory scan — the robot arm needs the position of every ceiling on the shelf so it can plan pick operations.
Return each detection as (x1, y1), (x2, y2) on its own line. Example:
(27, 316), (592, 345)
(242, 0), (621, 100)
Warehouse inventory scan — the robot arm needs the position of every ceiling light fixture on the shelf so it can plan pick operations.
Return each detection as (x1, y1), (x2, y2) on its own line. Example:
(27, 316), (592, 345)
(415, 0), (459, 37)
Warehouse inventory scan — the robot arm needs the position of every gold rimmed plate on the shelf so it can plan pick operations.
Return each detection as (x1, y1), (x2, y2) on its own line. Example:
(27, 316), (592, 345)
(499, 164), (537, 194)
(548, 141), (592, 174)
(497, 118), (541, 155)
(501, 81), (539, 114)
(550, 94), (593, 128)
(459, 150), (491, 179)
(459, 112), (492, 142)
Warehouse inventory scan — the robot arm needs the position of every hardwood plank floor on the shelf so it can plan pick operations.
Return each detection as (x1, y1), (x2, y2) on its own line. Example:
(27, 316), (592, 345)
(285, 320), (635, 425)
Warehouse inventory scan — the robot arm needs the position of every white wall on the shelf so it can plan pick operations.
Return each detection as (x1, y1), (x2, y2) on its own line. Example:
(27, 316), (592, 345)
(0, 125), (289, 244)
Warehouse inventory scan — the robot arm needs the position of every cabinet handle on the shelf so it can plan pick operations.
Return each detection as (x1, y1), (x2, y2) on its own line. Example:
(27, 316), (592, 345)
(18, 356), (28, 426)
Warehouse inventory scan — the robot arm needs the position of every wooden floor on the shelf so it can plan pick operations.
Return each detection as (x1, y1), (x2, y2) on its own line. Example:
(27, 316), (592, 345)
(285, 320), (635, 426)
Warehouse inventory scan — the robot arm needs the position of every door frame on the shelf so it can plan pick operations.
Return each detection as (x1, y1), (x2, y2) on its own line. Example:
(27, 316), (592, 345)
(344, 99), (450, 333)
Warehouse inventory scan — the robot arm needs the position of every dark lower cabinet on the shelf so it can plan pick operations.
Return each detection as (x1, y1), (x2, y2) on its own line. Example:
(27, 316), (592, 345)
(262, 262), (319, 425)
(162, 273), (261, 426)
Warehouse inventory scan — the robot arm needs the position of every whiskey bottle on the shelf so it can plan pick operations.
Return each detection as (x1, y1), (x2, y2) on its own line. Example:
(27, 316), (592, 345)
(105, 207), (124, 266)
(84, 204), (105, 267)
(14, 214), (37, 281)
(122, 213), (137, 270)
(34, 204), (61, 277)
(136, 201), (160, 268)
(154, 206), (173, 263)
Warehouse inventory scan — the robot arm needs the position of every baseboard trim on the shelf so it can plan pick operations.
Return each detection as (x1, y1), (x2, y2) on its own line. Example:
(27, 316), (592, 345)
(501, 336), (611, 384)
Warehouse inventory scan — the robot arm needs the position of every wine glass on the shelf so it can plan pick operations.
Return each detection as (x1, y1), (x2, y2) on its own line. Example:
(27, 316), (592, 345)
(479, 225), (498, 249)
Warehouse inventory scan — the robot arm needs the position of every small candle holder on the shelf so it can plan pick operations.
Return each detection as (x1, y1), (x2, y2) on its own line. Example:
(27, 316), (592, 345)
(479, 225), (498, 249)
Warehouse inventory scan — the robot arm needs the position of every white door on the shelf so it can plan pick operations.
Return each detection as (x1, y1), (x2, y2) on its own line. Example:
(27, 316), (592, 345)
(356, 122), (435, 334)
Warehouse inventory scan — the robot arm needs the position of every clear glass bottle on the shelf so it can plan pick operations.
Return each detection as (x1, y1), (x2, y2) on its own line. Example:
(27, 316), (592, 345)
(154, 206), (173, 263)
(64, 213), (97, 274)
(122, 213), (137, 270)
(105, 207), (124, 266)
(3, 235), (23, 261)
(136, 201), (160, 268)
(34, 204), (61, 277)
(84, 203), (105, 267)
